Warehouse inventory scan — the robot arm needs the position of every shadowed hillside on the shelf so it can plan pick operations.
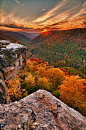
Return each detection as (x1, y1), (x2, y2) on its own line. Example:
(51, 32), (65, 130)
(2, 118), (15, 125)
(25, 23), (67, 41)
(0, 31), (20, 43)
(0, 31), (30, 47)
(0, 30), (31, 44)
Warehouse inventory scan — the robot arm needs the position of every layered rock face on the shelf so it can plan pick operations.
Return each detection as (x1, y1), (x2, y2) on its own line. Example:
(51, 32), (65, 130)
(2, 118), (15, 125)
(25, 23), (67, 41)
(0, 90), (86, 130)
(0, 40), (27, 80)
(0, 40), (27, 104)
(0, 71), (6, 104)
(0, 71), (11, 104)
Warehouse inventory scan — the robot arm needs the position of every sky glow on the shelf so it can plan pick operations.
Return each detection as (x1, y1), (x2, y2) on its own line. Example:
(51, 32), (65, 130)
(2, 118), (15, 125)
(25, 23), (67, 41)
(0, 0), (86, 33)
(42, 29), (48, 33)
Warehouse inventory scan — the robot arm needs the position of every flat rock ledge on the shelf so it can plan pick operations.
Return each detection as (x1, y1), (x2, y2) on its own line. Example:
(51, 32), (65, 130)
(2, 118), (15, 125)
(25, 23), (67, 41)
(0, 90), (86, 130)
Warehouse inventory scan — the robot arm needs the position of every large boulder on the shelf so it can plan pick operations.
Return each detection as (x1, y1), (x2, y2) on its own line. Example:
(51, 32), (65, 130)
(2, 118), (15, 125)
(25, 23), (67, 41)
(0, 90), (86, 130)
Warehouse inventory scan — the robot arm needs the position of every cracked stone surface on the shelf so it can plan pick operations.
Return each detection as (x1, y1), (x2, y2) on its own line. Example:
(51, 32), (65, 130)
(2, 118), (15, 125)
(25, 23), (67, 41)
(0, 90), (86, 130)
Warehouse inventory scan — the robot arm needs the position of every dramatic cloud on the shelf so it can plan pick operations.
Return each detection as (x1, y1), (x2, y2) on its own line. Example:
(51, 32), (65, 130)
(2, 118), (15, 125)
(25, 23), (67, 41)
(15, 0), (20, 5)
(0, 9), (38, 32)
(22, 4), (24, 7)
(15, 0), (24, 7)
(0, 0), (86, 32)
(42, 9), (46, 11)
(33, 0), (68, 23)
(83, 1), (86, 7)
(32, 0), (86, 30)
(69, 8), (86, 20)
(0, 9), (29, 25)
(0, 23), (34, 30)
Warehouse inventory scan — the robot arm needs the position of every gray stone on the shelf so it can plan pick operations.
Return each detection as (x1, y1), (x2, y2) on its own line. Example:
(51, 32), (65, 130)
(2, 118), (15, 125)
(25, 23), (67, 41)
(0, 40), (27, 104)
(0, 71), (11, 104)
(0, 40), (27, 80)
(0, 90), (86, 130)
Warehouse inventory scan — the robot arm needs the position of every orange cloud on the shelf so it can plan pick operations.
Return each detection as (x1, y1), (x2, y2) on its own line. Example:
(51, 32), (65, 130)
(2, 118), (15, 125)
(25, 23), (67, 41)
(0, 0), (86, 32)
(33, 0), (68, 23)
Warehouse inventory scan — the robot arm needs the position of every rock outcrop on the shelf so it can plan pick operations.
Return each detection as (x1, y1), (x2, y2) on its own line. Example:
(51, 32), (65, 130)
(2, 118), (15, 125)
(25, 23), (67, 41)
(0, 40), (27, 80)
(0, 40), (27, 104)
(0, 90), (86, 130)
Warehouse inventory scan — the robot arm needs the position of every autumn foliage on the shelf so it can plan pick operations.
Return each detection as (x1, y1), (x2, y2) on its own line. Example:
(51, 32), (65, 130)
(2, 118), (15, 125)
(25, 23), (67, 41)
(6, 59), (86, 116)
(5, 76), (27, 101)
(60, 76), (86, 115)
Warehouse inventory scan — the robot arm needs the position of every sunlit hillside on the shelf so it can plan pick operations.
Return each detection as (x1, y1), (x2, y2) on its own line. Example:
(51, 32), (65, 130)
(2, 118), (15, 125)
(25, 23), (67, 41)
(28, 28), (86, 76)
(5, 58), (86, 116)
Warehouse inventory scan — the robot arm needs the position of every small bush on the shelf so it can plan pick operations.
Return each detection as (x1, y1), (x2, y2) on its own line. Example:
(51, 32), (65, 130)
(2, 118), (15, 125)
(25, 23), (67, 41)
(52, 90), (60, 99)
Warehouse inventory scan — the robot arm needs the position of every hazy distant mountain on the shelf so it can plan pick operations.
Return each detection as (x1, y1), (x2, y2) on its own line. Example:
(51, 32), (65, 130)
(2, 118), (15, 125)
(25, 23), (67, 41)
(0, 30), (31, 44)
(18, 31), (40, 39)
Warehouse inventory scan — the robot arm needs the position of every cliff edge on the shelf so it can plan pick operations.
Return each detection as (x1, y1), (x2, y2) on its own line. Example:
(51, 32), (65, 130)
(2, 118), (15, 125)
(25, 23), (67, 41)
(0, 90), (86, 130)
(0, 40), (27, 104)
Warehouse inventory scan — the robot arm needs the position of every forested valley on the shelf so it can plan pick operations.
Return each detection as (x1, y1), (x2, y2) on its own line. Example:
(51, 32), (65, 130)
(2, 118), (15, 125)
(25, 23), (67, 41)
(28, 28), (86, 78)
(0, 28), (86, 116)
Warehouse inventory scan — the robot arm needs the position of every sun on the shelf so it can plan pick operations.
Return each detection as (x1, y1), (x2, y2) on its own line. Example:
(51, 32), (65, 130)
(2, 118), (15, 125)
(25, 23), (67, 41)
(42, 29), (48, 33)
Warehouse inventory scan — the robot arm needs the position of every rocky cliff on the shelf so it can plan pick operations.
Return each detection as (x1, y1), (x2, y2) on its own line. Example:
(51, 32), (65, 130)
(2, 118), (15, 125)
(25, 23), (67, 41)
(0, 40), (27, 104)
(0, 71), (6, 104)
(0, 71), (11, 104)
(0, 90), (86, 130)
(0, 40), (27, 80)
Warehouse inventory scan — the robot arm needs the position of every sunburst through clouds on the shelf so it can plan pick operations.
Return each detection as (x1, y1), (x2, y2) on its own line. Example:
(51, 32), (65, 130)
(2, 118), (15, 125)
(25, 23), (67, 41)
(0, 0), (86, 33)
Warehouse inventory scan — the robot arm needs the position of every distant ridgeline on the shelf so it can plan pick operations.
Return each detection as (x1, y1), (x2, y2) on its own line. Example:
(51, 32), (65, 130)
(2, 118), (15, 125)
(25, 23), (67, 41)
(0, 40), (27, 104)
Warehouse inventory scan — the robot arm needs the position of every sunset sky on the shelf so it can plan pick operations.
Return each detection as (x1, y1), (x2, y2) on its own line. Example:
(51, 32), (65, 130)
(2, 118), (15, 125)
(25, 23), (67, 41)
(0, 0), (86, 33)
